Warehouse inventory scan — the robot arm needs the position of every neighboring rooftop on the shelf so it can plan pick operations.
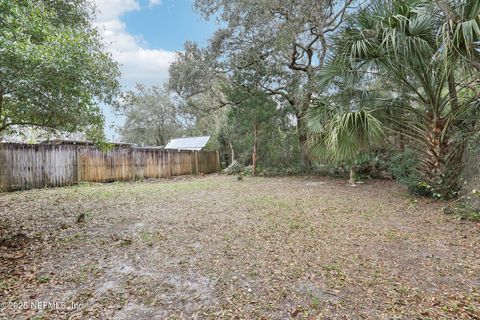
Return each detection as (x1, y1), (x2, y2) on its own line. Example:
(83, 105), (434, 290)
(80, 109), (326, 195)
(164, 136), (210, 151)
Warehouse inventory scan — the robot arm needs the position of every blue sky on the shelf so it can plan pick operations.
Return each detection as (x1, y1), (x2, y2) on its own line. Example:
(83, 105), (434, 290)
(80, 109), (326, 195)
(123, 1), (215, 51)
(93, 0), (216, 140)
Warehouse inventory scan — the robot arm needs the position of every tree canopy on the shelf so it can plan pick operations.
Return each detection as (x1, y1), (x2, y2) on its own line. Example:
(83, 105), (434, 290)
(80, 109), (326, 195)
(117, 85), (182, 146)
(0, 0), (120, 138)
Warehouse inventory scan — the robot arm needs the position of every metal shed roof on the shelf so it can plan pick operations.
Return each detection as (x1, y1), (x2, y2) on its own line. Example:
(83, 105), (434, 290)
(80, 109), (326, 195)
(164, 136), (210, 151)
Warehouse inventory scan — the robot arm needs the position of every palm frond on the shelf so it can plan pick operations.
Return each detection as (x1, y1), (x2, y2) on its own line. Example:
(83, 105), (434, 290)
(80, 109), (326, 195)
(307, 107), (386, 163)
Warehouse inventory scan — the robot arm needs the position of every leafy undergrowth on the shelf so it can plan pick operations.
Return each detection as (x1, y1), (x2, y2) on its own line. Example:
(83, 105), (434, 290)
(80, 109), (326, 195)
(0, 175), (479, 319)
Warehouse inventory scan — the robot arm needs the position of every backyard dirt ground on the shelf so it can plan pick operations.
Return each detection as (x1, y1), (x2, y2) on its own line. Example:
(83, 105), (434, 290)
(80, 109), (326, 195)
(0, 175), (479, 319)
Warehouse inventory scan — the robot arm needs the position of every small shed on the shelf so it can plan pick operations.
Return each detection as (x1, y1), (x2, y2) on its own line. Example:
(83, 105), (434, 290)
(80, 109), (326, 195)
(164, 136), (211, 151)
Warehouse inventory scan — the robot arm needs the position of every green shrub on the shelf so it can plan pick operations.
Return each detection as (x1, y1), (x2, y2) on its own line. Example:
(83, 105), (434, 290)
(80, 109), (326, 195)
(243, 165), (253, 176)
(354, 150), (391, 179)
(389, 148), (420, 190)
(444, 199), (480, 222)
(223, 160), (243, 175)
(310, 150), (391, 180)
(311, 163), (348, 178)
(259, 164), (303, 176)
(412, 181), (435, 197)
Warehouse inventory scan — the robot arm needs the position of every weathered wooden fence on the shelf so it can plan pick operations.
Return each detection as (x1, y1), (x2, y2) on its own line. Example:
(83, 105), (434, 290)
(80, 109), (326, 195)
(0, 142), (219, 191)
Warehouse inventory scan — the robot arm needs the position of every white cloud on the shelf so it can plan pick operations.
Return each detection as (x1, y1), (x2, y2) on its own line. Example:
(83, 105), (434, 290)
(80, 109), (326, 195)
(92, 0), (177, 140)
(94, 0), (176, 88)
(95, 0), (139, 23)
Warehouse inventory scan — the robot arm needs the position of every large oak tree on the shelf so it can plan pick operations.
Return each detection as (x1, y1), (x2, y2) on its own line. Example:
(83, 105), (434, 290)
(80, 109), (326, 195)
(169, 0), (355, 168)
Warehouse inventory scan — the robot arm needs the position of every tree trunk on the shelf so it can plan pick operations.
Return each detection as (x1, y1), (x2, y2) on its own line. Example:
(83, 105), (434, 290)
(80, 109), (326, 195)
(420, 114), (465, 197)
(299, 133), (311, 170)
(349, 166), (357, 184)
(252, 124), (258, 176)
(228, 141), (235, 162)
(296, 115), (311, 170)
(448, 73), (459, 112)
(288, 93), (312, 171)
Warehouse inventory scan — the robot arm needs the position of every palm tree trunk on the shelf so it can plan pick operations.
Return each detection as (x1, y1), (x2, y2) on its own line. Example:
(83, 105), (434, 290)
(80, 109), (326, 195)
(435, 0), (461, 22)
(420, 114), (465, 197)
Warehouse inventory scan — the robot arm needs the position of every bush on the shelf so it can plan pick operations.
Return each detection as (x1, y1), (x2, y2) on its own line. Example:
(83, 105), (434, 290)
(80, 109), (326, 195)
(388, 148), (420, 191)
(259, 165), (303, 176)
(223, 160), (243, 175)
(354, 150), (391, 179)
(444, 198), (480, 222)
(310, 150), (391, 180)
(311, 164), (348, 178)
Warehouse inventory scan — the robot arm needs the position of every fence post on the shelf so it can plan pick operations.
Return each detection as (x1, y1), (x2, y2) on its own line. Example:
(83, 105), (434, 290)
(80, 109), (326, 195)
(195, 151), (199, 175)
(168, 151), (172, 178)
(76, 146), (81, 183)
(0, 144), (5, 190)
(130, 148), (135, 180)
(216, 151), (220, 172)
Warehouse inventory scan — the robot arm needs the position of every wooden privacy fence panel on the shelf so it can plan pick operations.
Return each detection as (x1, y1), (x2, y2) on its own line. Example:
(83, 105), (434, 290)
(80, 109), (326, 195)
(79, 146), (136, 182)
(0, 143), (78, 190)
(197, 150), (220, 174)
(0, 143), (219, 191)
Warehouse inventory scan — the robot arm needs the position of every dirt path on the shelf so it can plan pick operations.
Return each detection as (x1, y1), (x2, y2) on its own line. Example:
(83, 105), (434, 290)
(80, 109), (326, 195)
(0, 175), (479, 319)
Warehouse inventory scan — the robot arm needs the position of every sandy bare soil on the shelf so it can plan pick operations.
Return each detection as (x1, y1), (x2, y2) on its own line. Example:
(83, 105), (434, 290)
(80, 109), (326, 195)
(0, 175), (479, 319)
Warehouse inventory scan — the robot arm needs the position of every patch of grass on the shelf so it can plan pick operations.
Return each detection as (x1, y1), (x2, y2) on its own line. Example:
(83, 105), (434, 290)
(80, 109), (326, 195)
(73, 265), (102, 284)
(322, 263), (346, 284)
(76, 290), (94, 303)
(75, 182), (96, 188)
(445, 200), (480, 221)
(138, 230), (164, 246)
(385, 230), (400, 241)
(134, 179), (218, 195)
(58, 232), (88, 244)
(249, 195), (291, 209)
(119, 238), (133, 246)
(288, 218), (304, 231)
(247, 270), (258, 278)
(310, 296), (320, 309)
(322, 263), (342, 273)
(0, 279), (7, 291)
(456, 210), (480, 221)
(139, 230), (154, 246)
(394, 284), (410, 295)
(37, 275), (51, 283)
(144, 296), (156, 306)
(441, 302), (460, 313)
(97, 190), (116, 198)
(360, 209), (375, 219)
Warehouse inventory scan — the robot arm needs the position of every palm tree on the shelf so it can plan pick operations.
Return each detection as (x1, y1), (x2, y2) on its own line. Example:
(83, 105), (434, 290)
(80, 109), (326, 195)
(307, 104), (385, 183)
(314, 0), (480, 198)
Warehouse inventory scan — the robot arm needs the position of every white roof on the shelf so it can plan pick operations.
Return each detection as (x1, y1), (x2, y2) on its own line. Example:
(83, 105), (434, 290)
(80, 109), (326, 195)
(164, 136), (210, 151)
